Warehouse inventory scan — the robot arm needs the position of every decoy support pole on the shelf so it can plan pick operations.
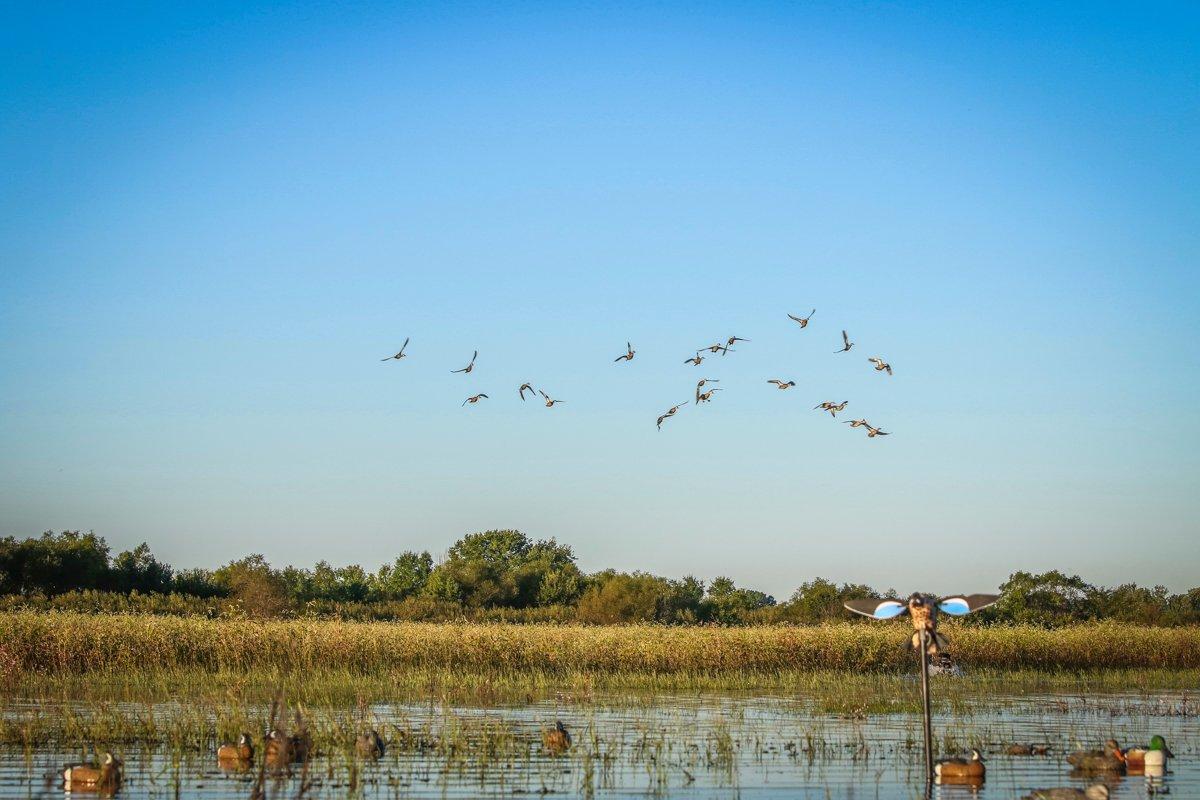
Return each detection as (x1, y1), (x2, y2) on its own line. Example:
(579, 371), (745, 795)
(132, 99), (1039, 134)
(918, 628), (934, 781)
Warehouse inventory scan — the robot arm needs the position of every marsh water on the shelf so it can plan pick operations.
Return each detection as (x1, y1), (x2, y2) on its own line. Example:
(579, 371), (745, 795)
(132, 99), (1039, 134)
(1, 688), (1195, 798)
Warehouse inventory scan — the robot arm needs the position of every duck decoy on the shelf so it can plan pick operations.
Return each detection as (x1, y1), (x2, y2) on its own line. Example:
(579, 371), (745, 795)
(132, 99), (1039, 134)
(1023, 785), (1110, 800)
(614, 342), (636, 362)
(844, 593), (1000, 655)
(697, 388), (722, 404)
(519, 382), (535, 400)
(542, 720), (572, 752)
(935, 748), (985, 779)
(264, 729), (292, 768)
(289, 713), (313, 763)
(462, 393), (488, 406)
(380, 337), (410, 361)
(1006, 742), (1051, 756)
(217, 732), (254, 764)
(864, 423), (889, 438)
(1125, 735), (1173, 771)
(868, 357), (893, 375)
(356, 729), (386, 759)
(767, 379), (796, 390)
(835, 330), (854, 353)
(656, 402), (688, 430)
(843, 418), (870, 428)
(451, 351), (478, 374)
(539, 390), (565, 407)
(788, 309), (816, 328)
(62, 752), (122, 794)
(1067, 739), (1126, 773)
(684, 352), (704, 366)
(813, 400), (848, 417)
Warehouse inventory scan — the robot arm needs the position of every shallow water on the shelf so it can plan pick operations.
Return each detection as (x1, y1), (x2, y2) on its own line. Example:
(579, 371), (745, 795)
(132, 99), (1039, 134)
(2, 689), (1194, 798)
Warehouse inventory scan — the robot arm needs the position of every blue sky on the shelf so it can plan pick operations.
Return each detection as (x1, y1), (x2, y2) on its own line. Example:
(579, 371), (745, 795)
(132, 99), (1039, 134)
(2, 2), (1197, 597)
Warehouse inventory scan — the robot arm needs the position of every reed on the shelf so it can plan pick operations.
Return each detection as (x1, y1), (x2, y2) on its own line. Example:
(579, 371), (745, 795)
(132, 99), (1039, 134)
(2, 613), (1197, 681)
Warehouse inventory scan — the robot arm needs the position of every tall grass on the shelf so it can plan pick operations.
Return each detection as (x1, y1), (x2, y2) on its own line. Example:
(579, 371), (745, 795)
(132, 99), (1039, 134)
(2, 612), (1197, 679)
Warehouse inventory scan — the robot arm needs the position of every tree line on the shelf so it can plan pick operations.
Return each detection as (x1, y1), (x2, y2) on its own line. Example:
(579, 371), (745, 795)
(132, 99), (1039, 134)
(1, 530), (1198, 626)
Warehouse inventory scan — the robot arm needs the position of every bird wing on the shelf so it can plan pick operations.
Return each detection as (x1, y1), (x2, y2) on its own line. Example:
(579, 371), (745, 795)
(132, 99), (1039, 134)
(478, 394), (488, 399)
(885, 365), (892, 375)
(844, 598), (909, 619)
(381, 356), (393, 361)
(788, 313), (801, 322)
(769, 380), (781, 385)
(400, 337), (409, 352)
(451, 367), (466, 373)
(842, 330), (849, 345)
(539, 390), (548, 399)
(938, 594), (1000, 615)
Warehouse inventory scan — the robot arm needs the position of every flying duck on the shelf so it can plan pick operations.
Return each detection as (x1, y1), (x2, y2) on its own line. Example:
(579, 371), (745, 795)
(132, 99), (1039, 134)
(695, 378), (719, 401)
(864, 423), (889, 437)
(835, 330), (854, 353)
(539, 390), (565, 407)
(684, 352), (705, 366)
(451, 350), (478, 374)
(814, 400), (848, 417)
(656, 402), (688, 430)
(380, 337), (410, 361)
(462, 393), (488, 406)
(843, 418), (870, 428)
(788, 309), (816, 328)
(844, 593), (1000, 655)
(614, 342), (636, 362)
(724, 336), (750, 352)
(519, 382), (535, 400)
(697, 388), (722, 403)
(868, 357), (893, 375)
(768, 379), (796, 390)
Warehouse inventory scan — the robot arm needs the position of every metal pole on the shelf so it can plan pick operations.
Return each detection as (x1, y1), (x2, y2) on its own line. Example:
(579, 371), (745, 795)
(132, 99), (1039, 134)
(918, 628), (934, 783)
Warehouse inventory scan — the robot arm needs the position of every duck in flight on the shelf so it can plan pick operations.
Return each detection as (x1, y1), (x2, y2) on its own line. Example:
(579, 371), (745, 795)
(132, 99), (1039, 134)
(614, 342), (636, 362)
(519, 382), (536, 401)
(843, 418), (871, 429)
(452, 351), (478, 374)
(697, 388), (722, 404)
(868, 357), (893, 375)
(788, 310), (816, 328)
(724, 336), (749, 353)
(380, 337), (410, 361)
(864, 423), (889, 438)
(684, 352), (704, 366)
(539, 390), (565, 407)
(462, 393), (488, 406)
(695, 378), (719, 402)
(656, 401), (688, 430)
(768, 379), (796, 390)
(835, 330), (854, 353)
(814, 400), (848, 417)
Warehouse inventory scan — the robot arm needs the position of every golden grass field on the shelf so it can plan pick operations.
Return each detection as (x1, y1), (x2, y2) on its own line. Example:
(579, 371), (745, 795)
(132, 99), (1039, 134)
(2, 612), (1197, 679)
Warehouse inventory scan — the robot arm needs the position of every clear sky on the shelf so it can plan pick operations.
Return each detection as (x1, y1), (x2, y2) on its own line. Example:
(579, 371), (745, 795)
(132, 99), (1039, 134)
(2, 2), (1197, 598)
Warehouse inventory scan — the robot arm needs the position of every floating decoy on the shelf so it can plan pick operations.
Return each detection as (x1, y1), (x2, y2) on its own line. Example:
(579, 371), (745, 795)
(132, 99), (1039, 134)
(814, 401), (848, 417)
(519, 382), (535, 401)
(289, 714), (313, 763)
(684, 352), (704, 366)
(217, 732), (254, 764)
(843, 418), (871, 428)
(462, 393), (488, 406)
(697, 388), (722, 404)
(844, 593), (1000, 655)
(542, 720), (572, 752)
(264, 729), (291, 768)
(1124, 735), (1173, 771)
(835, 330), (854, 353)
(539, 390), (565, 407)
(356, 729), (386, 759)
(1066, 739), (1126, 773)
(380, 337), (410, 361)
(656, 402), (688, 430)
(927, 651), (965, 677)
(695, 378), (719, 402)
(1006, 743), (1051, 756)
(788, 309), (816, 328)
(868, 357), (893, 375)
(935, 749), (985, 779)
(451, 351), (478, 374)
(767, 379), (796, 390)
(62, 752), (122, 793)
(1022, 786), (1109, 800)
(614, 342), (636, 362)
(864, 423), (889, 438)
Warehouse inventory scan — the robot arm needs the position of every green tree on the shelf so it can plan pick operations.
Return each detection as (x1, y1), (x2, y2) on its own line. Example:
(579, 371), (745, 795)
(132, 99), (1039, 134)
(213, 555), (290, 618)
(371, 551), (433, 600)
(111, 543), (174, 594)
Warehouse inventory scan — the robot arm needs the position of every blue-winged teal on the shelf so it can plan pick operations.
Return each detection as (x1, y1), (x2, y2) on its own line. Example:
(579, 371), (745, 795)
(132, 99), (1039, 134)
(768, 379), (795, 390)
(62, 752), (122, 794)
(356, 729), (386, 759)
(542, 720), (571, 752)
(656, 402), (687, 430)
(380, 338), (410, 361)
(614, 342), (635, 362)
(451, 351), (477, 374)
(462, 393), (488, 406)
(813, 400), (848, 417)
(935, 749), (985, 779)
(217, 732), (254, 763)
(538, 390), (564, 407)
(788, 309), (815, 328)
(519, 382), (535, 400)
(835, 330), (854, 353)
(868, 357), (892, 375)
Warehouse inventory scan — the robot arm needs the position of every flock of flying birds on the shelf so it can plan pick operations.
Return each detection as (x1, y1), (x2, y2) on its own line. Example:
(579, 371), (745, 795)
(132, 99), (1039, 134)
(381, 309), (893, 436)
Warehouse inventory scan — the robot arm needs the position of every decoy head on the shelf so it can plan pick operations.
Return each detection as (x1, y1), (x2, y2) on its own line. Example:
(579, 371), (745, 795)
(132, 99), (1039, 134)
(556, 720), (567, 733)
(1103, 739), (1125, 760)
(968, 748), (983, 762)
(238, 732), (251, 746)
(100, 752), (115, 766)
(1149, 735), (1173, 756)
(908, 593), (925, 607)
